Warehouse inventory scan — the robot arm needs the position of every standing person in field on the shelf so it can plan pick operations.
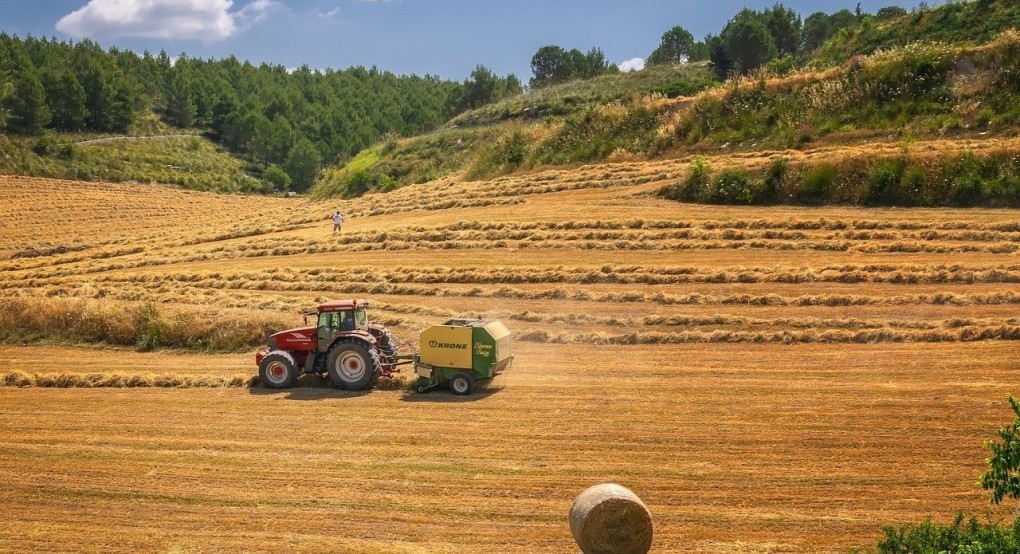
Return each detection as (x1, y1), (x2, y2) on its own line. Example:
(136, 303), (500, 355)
(332, 211), (344, 234)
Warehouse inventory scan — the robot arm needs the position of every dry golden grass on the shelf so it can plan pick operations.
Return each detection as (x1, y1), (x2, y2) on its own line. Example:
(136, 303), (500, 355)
(3, 164), (1020, 552)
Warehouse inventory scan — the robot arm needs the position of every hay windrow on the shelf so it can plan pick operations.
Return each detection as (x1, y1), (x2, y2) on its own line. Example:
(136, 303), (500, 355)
(0, 371), (418, 390)
(0, 371), (258, 388)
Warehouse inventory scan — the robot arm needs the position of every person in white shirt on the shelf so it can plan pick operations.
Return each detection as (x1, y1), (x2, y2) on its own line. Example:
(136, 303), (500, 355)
(332, 211), (344, 233)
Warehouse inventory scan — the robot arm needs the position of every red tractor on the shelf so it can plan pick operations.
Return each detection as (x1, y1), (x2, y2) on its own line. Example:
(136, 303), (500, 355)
(255, 300), (400, 390)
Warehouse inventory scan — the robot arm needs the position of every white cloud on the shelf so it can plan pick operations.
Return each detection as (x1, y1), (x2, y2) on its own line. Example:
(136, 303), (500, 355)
(314, 6), (340, 19)
(56, 0), (281, 42)
(235, 0), (280, 26)
(619, 57), (645, 73)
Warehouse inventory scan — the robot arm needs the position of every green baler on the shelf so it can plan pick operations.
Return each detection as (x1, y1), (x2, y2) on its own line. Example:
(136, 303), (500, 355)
(410, 318), (513, 395)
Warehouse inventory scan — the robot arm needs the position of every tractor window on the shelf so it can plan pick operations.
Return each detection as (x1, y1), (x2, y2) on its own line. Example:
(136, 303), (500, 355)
(338, 311), (355, 332)
(318, 310), (356, 333)
(354, 309), (368, 329)
(318, 312), (338, 332)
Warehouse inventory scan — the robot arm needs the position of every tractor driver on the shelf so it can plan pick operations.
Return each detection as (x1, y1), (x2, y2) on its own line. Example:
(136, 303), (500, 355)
(322, 311), (356, 333)
(337, 311), (355, 332)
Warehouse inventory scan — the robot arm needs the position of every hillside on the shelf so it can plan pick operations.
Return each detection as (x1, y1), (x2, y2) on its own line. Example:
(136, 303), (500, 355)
(813, 0), (1020, 66)
(4, 167), (1020, 551)
(314, 1), (1020, 207)
(312, 63), (716, 198)
(0, 127), (263, 193)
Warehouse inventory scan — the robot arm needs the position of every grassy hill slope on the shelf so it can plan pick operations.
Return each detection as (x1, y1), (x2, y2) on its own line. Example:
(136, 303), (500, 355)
(814, 0), (1020, 66)
(312, 64), (716, 198)
(313, 1), (1020, 207)
(0, 115), (265, 193)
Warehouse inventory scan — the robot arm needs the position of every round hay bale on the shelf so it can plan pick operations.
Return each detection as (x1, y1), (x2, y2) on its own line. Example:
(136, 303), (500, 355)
(569, 483), (653, 554)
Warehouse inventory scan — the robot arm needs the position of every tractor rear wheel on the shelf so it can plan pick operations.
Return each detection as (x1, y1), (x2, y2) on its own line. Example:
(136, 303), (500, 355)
(259, 351), (298, 389)
(449, 372), (476, 396)
(327, 341), (382, 390)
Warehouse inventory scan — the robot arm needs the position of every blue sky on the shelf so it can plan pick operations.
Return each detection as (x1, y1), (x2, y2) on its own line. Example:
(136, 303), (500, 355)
(3, 0), (936, 80)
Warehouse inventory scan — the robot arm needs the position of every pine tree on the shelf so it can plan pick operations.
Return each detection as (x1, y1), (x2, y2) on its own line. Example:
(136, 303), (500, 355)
(165, 68), (196, 127)
(6, 63), (50, 134)
(284, 138), (322, 192)
(44, 70), (88, 131)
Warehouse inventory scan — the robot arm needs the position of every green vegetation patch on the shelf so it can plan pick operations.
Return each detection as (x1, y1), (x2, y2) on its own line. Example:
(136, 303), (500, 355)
(661, 149), (1020, 208)
(0, 132), (262, 193)
(450, 63), (716, 128)
(816, 0), (1020, 67)
(312, 128), (500, 198)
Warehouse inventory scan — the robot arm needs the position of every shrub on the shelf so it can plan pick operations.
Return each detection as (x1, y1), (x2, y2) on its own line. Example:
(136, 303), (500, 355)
(502, 130), (528, 167)
(680, 158), (711, 201)
(58, 143), (76, 160)
(377, 173), (399, 192)
(33, 136), (53, 156)
(764, 55), (797, 76)
(340, 169), (375, 198)
(709, 168), (754, 204)
(902, 165), (927, 206)
(867, 159), (907, 205)
(262, 165), (291, 190)
(952, 173), (985, 206)
(796, 164), (837, 203)
(760, 157), (789, 203)
(877, 514), (1020, 553)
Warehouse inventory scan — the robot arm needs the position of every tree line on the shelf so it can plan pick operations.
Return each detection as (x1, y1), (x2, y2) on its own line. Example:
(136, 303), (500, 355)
(524, 4), (909, 89)
(642, 3), (914, 78)
(529, 46), (618, 89)
(0, 34), (522, 191)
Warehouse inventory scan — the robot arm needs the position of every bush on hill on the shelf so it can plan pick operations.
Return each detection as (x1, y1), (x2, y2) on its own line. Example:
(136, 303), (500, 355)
(661, 147), (1020, 208)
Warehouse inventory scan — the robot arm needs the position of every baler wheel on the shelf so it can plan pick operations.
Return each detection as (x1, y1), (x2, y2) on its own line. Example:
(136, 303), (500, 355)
(258, 351), (298, 389)
(450, 372), (476, 396)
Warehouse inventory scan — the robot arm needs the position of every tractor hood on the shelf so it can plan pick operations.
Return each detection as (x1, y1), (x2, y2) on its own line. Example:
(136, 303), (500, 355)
(269, 326), (317, 352)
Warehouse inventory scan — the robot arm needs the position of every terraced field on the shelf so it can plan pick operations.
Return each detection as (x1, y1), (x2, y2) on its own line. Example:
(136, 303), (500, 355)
(2, 153), (1020, 552)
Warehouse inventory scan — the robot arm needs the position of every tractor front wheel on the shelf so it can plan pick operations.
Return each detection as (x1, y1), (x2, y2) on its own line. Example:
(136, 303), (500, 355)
(327, 342), (382, 390)
(449, 372), (476, 396)
(259, 351), (298, 389)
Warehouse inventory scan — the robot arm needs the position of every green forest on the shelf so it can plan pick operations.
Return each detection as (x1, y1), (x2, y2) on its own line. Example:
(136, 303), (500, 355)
(0, 35), (521, 191)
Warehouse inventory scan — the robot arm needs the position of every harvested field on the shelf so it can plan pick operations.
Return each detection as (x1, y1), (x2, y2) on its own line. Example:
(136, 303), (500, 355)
(2, 164), (1020, 553)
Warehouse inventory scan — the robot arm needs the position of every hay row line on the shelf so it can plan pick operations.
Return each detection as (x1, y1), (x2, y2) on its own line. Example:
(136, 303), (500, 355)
(38, 223), (1020, 270)
(367, 299), (1020, 330)
(18, 278), (1020, 309)
(10, 222), (1020, 275)
(325, 228), (1020, 245)
(1, 372), (256, 388)
(348, 174), (654, 213)
(181, 238), (1018, 257)
(489, 312), (1020, 331)
(24, 281), (1020, 325)
(73, 264), (1020, 287)
(396, 218), (1020, 233)
(519, 325), (1020, 345)
(0, 371), (417, 390)
(345, 196), (525, 218)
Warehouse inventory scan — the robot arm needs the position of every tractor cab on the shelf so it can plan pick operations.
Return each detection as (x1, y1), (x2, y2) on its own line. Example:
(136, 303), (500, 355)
(315, 300), (370, 352)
